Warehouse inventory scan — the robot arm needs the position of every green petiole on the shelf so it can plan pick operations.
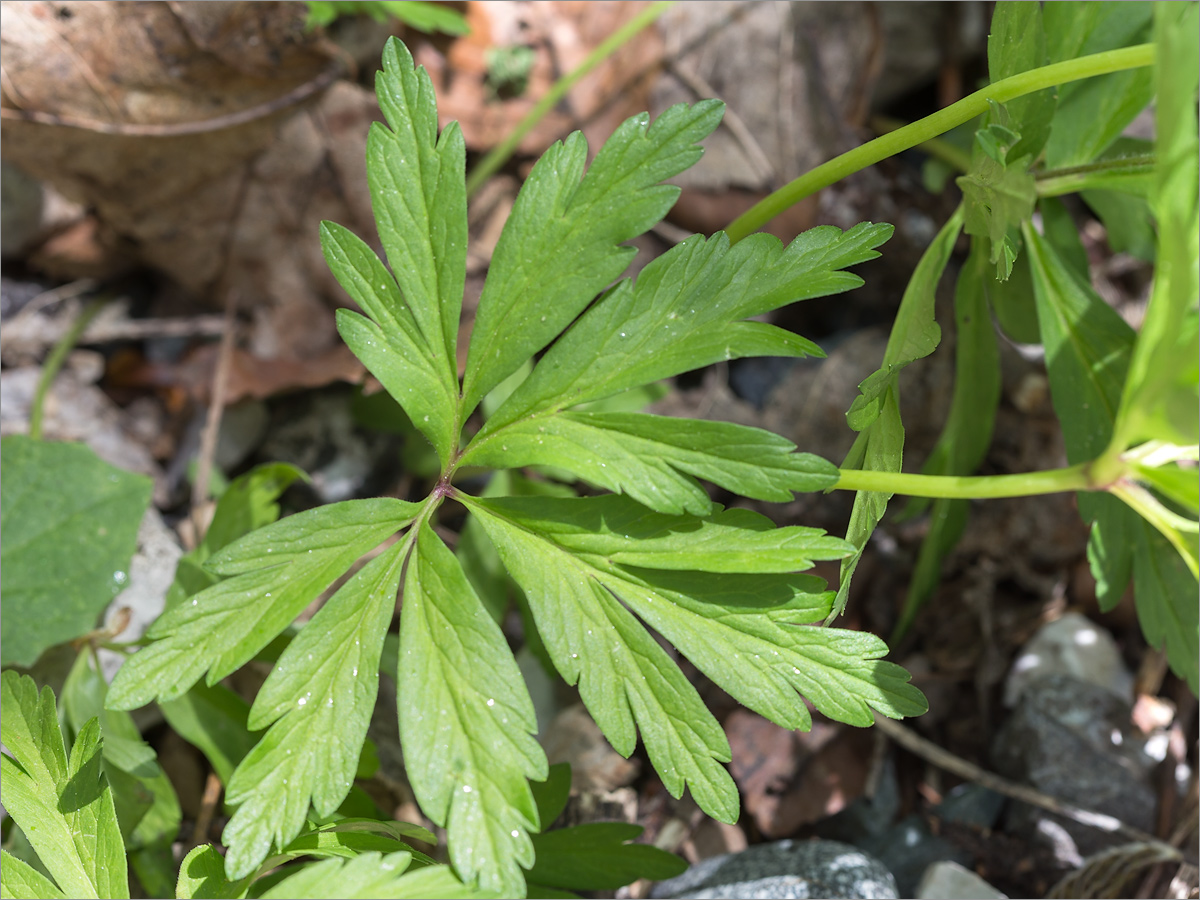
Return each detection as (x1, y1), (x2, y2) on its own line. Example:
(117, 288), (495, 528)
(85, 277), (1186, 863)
(727, 43), (1156, 241)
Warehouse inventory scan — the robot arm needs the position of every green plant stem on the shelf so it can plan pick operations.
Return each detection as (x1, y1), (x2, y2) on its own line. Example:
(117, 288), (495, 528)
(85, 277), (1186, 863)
(1035, 154), (1155, 197)
(833, 462), (1093, 499)
(464, 0), (675, 198)
(870, 115), (973, 173)
(727, 43), (1156, 241)
(28, 294), (110, 441)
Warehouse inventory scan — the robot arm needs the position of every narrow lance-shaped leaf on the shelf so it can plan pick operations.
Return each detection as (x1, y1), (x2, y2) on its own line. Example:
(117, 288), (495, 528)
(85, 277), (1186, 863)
(107, 498), (420, 710)
(897, 238), (1001, 638)
(1, 849), (68, 900)
(462, 100), (725, 414)
(1026, 221), (1197, 691)
(834, 206), (964, 621)
(399, 522), (547, 896)
(986, 1), (1054, 162)
(1042, 1), (1153, 168)
(220, 539), (408, 880)
(1110, 1), (1199, 452)
(463, 495), (738, 824)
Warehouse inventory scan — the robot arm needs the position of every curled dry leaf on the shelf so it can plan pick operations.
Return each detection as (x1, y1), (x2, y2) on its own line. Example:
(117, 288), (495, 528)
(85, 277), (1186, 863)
(0, 0), (391, 363)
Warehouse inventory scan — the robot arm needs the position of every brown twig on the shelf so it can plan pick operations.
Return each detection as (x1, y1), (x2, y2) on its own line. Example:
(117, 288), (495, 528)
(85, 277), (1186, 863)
(188, 771), (224, 854)
(0, 65), (342, 136)
(872, 715), (1190, 862)
(189, 288), (238, 529)
(667, 59), (776, 185)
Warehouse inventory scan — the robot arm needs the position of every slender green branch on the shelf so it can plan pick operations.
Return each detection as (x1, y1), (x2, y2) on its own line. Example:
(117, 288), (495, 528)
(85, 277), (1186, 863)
(870, 115), (973, 173)
(1035, 154), (1155, 197)
(29, 293), (111, 441)
(726, 43), (1156, 241)
(832, 462), (1094, 499)
(465, 0), (675, 197)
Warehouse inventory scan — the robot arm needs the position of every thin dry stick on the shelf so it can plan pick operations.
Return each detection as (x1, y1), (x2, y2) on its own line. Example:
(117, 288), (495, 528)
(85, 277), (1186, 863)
(189, 289), (238, 530)
(667, 59), (776, 185)
(0, 65), (342, 136)
(872, 715), (1189, 861)
(186, 771), (224, 855)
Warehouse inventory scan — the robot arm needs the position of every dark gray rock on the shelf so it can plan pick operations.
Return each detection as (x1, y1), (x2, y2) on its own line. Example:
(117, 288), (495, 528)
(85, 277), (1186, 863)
(991, 674), (1157, 861)
(858, 816), (974, 899)
(649, 839), (899, 899)
(932, 783), (1006, 831)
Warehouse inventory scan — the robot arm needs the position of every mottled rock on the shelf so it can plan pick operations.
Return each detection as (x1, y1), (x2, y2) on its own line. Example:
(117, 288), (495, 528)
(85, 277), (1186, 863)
(650, 839), (899, 899)
(991, 674), (1157, 860)
(1004, 612), (1133, 706)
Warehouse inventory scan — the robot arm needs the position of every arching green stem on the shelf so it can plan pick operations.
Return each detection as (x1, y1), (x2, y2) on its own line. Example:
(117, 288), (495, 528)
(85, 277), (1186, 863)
(726, 43), (1156, 242)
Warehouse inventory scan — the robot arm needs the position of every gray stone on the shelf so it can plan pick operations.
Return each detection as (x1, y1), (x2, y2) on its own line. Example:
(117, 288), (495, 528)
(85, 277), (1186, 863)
(991, 674), (1157, 861)
(932, 784), (1005, 830)
(650, 839), (899, 899)
(1004, 612), (1133, 706)
(859, 816), (974, 899)
(915, 861), (1007, 900)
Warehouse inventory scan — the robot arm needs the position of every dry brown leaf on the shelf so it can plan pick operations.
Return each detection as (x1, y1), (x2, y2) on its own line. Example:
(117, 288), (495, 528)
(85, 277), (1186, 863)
(726, 709), (872, 837)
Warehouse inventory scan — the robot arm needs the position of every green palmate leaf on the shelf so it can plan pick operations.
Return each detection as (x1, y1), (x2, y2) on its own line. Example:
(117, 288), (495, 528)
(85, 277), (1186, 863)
(0, 435), (152, 667)
(398, 523), (547, 896)
(1043, 1), (1154, 168)
(322, 37), (465, 462)
(463, 495), (737, 823)
(463, 412), (839, 517)
(461, 99), (725, 413)
(476, 224), (891, 438)
(107, 498), (419, 710)
(527, 822), (686, 892)
(220, 539), (408, 880)
(0, 672), (128, 900)
(835, 207), (964, 620)
(897, 239), (1001, 638)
